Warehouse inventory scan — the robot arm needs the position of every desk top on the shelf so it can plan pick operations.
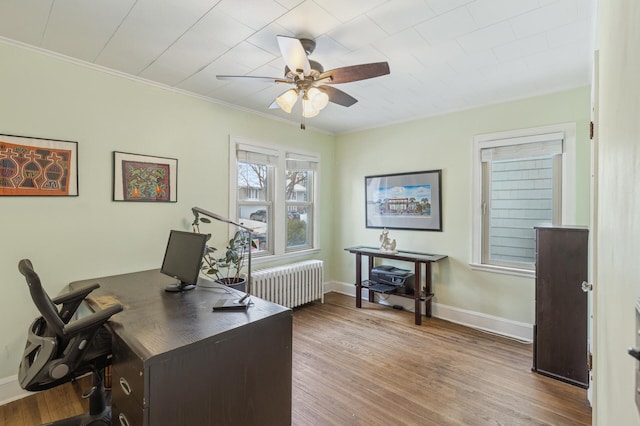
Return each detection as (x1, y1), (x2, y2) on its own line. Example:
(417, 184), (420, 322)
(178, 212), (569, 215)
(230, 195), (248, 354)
(70, 269), (291, 362)
(345, 246), (447, 262)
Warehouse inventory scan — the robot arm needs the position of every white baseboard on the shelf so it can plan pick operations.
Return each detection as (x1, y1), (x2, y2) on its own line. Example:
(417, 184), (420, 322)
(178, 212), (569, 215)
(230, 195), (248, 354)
(330, 281), (532, 342)
(0, 375), (33, 406)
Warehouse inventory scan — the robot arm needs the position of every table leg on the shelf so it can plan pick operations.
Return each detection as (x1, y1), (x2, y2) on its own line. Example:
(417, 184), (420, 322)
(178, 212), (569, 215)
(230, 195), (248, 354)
(414, 262), (421, 325)
(425, 262), (432, 318)
(368, 256), (375, 303)
(355, 253), (362, 308)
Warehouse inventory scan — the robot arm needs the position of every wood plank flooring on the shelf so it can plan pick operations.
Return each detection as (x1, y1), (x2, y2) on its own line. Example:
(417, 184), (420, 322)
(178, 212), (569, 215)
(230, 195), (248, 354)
(0, 292), (591, 425)
(0, 376), (90, 425)
(292, 293), (591, 426)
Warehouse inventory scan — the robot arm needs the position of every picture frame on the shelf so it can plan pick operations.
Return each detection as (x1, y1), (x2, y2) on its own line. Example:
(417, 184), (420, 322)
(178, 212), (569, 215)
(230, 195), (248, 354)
(0, 133), (78, 196)
(365, 169), (442, 231)
(113, 151), (177, 202)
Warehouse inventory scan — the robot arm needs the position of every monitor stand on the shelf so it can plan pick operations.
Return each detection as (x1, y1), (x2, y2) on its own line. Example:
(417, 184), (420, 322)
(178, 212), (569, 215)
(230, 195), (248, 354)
(165, 281), (196, 292)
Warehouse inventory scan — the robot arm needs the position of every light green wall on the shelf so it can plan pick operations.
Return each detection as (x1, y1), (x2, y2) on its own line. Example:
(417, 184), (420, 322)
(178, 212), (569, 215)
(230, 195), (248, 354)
(0, 42), (335, 379)
(0, 39), (593, 390)
(595, 0), (640, 423)
(334, 87), (591, 324)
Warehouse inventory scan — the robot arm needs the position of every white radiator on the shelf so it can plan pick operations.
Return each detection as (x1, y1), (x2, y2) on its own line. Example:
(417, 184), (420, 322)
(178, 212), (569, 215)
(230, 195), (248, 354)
(251, 260), (324, 308)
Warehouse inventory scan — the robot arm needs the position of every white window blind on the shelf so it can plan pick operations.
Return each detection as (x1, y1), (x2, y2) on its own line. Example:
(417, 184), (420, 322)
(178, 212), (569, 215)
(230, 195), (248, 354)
(237, 144), (279, 165)
(480, 135), (563, 162)
(286, 152), (319, 171)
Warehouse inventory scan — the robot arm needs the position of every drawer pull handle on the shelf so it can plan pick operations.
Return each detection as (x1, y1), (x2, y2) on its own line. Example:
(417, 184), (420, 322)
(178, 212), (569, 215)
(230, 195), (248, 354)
(119, 377), (132, 395)
(118, 413), (130, 426)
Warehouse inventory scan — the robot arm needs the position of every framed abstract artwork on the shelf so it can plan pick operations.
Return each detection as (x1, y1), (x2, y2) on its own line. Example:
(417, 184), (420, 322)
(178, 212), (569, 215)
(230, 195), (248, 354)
(113, 151), (177, 202)
(0, 133), (79, 196)
(365, 169), (442, 231)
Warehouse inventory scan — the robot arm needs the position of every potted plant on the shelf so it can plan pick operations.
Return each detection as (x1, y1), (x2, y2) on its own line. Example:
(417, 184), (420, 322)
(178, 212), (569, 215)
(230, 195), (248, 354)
(192, 213), (256, 292)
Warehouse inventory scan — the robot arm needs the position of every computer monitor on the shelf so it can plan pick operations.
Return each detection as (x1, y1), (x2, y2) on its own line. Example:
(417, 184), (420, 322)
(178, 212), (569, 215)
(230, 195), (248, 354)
(161, 230), (208, 292)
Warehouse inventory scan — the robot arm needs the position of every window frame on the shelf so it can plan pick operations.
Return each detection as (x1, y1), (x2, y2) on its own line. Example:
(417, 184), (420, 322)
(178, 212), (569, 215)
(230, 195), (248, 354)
(229, 136), (320, 263)
(285, 169), (314, 252)
(236, 161), (274, 253)
(470, 123), (576, 277)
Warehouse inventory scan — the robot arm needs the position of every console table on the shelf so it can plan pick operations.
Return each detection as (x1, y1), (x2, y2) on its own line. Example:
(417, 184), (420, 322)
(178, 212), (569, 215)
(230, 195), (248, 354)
(70, 269), (292, 426)
(345, 246), (447, 325)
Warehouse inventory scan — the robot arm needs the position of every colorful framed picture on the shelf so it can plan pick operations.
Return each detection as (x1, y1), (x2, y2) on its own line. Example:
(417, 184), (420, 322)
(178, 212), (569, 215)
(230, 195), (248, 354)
(0, 133), (78, 196)
(365, 169), (442, 231)
(113, 151), (177, 202)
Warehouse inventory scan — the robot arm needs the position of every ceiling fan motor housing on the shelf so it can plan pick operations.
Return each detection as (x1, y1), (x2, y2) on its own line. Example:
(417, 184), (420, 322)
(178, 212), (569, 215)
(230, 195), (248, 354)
(285, 60), (323, 79)
(299, 38), (316, 55)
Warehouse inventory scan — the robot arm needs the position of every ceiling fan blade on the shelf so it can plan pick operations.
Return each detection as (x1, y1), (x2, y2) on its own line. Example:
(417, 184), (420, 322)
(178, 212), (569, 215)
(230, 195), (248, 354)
(318, 85), (358, 107)
(217, 75), (293, 84)
(277, 35), (311, 76)
(319, 62), (390, 84)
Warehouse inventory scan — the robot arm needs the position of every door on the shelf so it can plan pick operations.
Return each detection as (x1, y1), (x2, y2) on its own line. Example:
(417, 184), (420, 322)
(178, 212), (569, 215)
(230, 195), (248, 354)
(587, 49), (599, 404)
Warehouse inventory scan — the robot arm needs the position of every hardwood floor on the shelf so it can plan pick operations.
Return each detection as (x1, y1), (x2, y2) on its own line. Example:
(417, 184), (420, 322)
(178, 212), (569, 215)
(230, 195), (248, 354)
(1, 292), (591, 425)
(292, 293), (591, 425)
(0, 376), (90, 425)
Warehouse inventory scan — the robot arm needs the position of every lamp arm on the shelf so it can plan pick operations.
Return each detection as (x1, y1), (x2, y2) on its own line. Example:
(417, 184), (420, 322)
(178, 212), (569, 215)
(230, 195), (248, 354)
(192, 207), (254, 233)
(192, 206), (253, 295)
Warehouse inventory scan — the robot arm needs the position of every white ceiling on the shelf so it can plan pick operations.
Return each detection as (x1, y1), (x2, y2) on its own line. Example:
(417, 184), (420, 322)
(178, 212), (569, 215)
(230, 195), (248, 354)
(0, 0), (595, 134)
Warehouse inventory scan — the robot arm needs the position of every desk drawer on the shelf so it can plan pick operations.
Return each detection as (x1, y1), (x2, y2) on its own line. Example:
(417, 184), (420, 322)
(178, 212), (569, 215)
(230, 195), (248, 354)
(112, 335), (145, 406)
(112, 380), (146, 426)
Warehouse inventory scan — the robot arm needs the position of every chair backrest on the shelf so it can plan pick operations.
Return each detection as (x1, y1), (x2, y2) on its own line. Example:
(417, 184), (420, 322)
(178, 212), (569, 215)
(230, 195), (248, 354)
(18, 258), (123, 393)
(17, 259), (123, 422)
(18, 259), (66, 337)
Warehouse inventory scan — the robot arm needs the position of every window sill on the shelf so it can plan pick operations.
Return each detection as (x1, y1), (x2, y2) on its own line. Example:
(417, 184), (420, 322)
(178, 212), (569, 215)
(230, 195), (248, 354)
(469, 263), (535, 279)
(251, 248), (321, 265)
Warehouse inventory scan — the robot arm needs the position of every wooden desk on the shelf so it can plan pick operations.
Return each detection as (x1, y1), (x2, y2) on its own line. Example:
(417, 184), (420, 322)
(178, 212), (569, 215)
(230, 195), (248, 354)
(70, 269), (292, 426)
(345, 246), (447, 325)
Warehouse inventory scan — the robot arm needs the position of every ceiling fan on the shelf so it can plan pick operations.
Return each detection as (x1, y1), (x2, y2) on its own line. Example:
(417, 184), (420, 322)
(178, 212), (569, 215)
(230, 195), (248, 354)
(217, 35), (390, 129)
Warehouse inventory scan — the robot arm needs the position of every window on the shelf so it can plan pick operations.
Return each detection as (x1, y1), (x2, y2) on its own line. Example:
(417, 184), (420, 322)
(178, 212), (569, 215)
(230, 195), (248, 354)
(230, 138), (319, 259)
(286, 153), (316, 251)
(237, 158), (273, 253)
(471, 124), (576, 277)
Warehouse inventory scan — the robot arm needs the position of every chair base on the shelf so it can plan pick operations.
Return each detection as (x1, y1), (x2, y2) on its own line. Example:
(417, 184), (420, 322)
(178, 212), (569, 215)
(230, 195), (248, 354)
(42, 407), (111, 426)
(42, 370), (111, 426)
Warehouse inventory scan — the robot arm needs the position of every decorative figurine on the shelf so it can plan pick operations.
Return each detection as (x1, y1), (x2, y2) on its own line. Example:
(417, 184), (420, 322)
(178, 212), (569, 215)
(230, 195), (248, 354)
(379, 228), (397, 253)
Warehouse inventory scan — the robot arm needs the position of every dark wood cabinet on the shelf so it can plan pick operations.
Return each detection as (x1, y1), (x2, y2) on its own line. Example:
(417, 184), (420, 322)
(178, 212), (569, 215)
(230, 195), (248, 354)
(533, 226), (589, 388)
(71, 270), (292, 425)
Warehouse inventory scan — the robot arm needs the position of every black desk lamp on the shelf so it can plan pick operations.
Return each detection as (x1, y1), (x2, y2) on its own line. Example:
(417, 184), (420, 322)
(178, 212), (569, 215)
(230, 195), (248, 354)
(191, 207), (254, 297)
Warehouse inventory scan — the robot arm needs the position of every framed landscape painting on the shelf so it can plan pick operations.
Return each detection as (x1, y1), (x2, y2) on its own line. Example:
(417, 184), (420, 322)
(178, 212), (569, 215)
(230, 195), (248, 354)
(365, 169), (442, 231)
(0, 133), (78, 196)
(113, 151), (177, 202)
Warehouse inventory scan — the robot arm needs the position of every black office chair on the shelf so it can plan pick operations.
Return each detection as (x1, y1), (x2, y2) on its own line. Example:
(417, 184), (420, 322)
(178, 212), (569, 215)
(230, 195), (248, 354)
(17, 259), (123, 426)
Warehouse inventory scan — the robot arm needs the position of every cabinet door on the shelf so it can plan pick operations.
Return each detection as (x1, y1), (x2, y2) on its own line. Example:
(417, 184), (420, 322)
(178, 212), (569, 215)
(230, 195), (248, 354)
(534, 227), (588, 387)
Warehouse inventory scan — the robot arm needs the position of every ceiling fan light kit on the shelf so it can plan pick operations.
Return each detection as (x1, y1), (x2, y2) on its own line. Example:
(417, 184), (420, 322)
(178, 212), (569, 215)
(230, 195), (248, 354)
(302, 99), (319, 118)
(308, 87), (329, 110)
(276, 89), (299, 113)
(217, 35), (390, 129)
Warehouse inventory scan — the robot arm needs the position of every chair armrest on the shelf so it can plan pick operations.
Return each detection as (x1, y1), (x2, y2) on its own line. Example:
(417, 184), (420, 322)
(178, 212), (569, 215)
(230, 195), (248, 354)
(52, 283), (100, 305)
(53, 283), (101, 324)
(63, 304), (123, 336)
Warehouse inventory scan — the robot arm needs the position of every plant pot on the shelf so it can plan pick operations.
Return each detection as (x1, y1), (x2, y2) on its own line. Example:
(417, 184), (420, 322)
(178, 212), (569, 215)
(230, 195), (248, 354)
(215, 277), (246, 293)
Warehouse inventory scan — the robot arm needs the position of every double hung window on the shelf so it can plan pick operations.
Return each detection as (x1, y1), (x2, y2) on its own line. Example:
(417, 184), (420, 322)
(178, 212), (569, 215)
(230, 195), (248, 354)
(231, 138), (319, 259)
